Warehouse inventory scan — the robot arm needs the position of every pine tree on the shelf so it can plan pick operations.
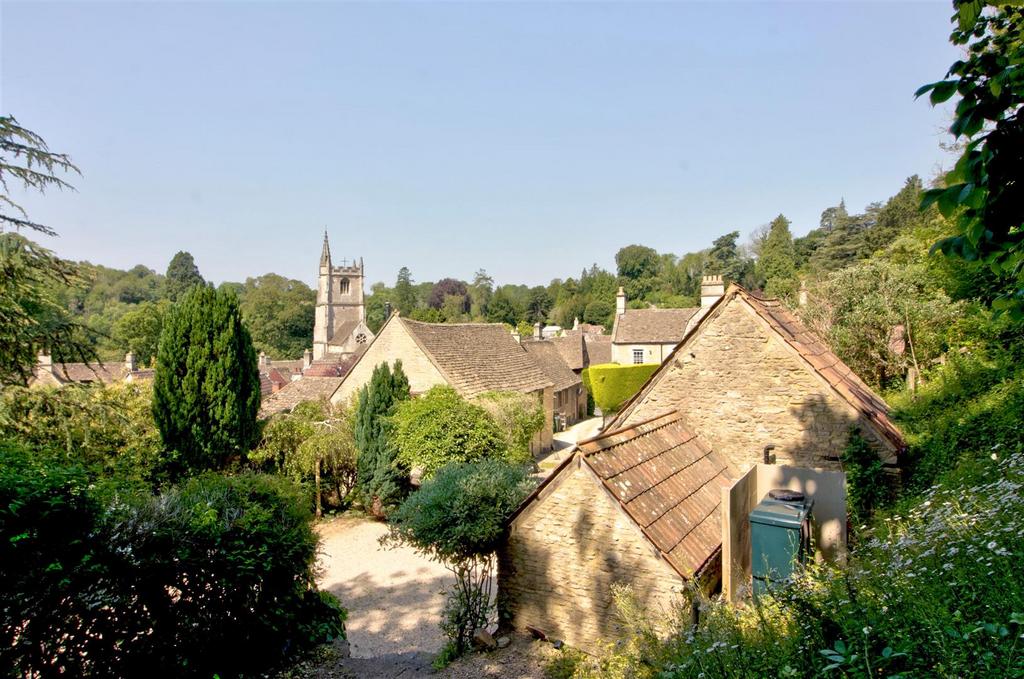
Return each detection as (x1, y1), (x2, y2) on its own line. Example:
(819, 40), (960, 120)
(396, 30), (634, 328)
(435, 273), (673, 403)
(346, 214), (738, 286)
(152, 285), (260, 476)
(165, 251), (205, 301)
(355, 360), (411, 517)
(759, 214), (799, 301)
(394, 267), (416, 316)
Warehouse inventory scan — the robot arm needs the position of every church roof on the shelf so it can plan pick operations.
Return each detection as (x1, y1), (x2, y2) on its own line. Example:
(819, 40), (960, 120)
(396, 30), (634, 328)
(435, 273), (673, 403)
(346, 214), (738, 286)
(612, 308), (699, 344)
(398, 317), (553, 399)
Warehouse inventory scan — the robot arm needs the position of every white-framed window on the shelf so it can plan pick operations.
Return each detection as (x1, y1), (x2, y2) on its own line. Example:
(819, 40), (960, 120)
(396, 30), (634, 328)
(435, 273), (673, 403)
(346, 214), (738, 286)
(632, 348), (645, 364)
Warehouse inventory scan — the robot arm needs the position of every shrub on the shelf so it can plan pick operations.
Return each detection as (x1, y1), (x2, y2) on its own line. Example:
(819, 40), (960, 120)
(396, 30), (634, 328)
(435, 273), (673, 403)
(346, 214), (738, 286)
(384, 460), (536, 657)
(473, 390), (545, 460)
(152, 284), (261, 477)
(0, 443), (345, 677)
(391, 386), (519, 476)
(253, 399), (358, 516)
(842, 429), (892, 521)
(585, 363), (659, 414)
(0, 382), (164, 489)
(355, 361), (411, 516)
(581, 368), (596, 416)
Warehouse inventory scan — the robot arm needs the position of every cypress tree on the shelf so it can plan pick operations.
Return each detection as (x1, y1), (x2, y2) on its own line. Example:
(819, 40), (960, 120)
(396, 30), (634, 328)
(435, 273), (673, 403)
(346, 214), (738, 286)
(355, 361), (411, 517)
(759, 214), (799, 301)
(152, 285), (260, 476)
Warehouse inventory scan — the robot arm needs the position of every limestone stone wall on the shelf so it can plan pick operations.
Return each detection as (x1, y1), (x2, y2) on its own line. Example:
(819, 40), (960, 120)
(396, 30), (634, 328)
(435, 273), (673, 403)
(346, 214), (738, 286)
(331, 320), (445, 405)
(498, 459), (684, 653)
(619, 299), (896, 471)
(610, 342), (678, 365)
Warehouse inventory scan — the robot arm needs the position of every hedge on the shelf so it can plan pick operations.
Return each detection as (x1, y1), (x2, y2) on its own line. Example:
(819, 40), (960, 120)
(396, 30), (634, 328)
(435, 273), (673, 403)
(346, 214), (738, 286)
(0, 442), (346, 677)
(582, 363), (660, 414)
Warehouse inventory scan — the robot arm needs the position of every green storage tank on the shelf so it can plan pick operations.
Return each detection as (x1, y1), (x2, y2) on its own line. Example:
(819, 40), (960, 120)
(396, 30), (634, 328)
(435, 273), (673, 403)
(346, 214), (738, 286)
(750, 489), (813, 598)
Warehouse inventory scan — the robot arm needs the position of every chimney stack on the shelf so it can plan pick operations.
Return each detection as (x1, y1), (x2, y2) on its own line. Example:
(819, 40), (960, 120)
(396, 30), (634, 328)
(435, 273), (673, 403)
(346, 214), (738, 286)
(573, 317), (580, 331)
(511, 327), (521, 344)
(700, 275), (725, 308)
(37, 351), (53, 375)
(258, 351), (269, 371)
(302, 348), (313, 371)
(125, 352), (137, 373)
(385, 301), (393, 319)
(616, 286), (626, 316)
(798, 280), (808, 307)
(533, 321), (543, 340)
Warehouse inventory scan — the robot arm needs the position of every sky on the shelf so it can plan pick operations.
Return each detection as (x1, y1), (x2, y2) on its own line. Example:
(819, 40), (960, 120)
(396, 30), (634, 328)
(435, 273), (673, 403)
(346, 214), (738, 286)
(2, 1), (958, 289)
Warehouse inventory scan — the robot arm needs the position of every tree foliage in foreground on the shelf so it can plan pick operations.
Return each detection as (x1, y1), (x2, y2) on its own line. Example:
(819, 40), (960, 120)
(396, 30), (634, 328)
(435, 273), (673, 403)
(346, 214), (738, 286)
(917, 2), (1024, 318)
(152, 285), (260, 477)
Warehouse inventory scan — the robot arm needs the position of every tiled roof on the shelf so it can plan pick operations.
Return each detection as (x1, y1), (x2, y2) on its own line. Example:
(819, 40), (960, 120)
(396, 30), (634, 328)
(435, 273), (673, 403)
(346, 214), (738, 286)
(45, 362), (129, 384)
(612, 308), (699, 344)
(549, 335), (585, 371)
(521, 340), (582, 392)
(578, 411), (733, 579)
(583, 335), (612, 366)
(259, 376), (345, 418)
(401, 318), (553, 399)
(739, 288), (906, 452)
(303, 356), (357, 378)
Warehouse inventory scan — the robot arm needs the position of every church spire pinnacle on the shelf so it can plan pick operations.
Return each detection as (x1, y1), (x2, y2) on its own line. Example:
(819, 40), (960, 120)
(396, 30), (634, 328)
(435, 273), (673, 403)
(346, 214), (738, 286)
(320, 230), (331, 268)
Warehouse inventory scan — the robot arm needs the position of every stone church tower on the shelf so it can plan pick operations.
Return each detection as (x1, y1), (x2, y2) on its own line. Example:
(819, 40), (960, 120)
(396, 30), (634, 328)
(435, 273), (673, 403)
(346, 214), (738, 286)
(313, 232), (373, 360)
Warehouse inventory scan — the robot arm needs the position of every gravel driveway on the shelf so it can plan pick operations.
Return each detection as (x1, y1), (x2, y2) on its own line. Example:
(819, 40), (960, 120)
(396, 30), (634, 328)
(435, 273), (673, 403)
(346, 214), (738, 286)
(315, 514), (454, 676)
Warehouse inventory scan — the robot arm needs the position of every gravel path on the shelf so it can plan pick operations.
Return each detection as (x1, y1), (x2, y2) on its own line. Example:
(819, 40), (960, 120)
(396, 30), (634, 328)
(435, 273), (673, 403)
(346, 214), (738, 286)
(314, 514), (454, 676)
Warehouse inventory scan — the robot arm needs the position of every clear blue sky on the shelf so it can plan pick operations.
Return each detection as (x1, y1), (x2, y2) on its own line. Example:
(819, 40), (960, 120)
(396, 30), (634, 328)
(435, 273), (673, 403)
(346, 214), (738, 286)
(2, 1), (957, 289)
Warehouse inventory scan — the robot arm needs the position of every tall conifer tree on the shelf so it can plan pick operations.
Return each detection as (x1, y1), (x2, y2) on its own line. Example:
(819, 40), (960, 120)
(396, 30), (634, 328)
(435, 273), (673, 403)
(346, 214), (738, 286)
(759, 214), (799, 301)
(355, 361), (411, 516)
(152, 285), (260, 476)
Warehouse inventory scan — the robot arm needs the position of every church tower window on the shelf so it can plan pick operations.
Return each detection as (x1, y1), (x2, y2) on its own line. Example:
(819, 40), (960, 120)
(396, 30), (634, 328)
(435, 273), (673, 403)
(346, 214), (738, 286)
(339, 277), (350, 295)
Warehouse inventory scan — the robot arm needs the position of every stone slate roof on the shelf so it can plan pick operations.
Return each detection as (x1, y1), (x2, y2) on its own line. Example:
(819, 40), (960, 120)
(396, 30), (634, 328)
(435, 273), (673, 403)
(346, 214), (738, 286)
(400, 318), (553, 399)
(37, 362), (128, 385)
(327, 320), (361, 347)
(521, 340), (583, 392)
(612, 308), (699, 344)
(549, 335), (585, 371)
(583, 335), (612, 365)
(304, 356), (357, 378)
(740, 289), (906, 452)
(259, 376), (345, 418)
(578, 411), (732, 578)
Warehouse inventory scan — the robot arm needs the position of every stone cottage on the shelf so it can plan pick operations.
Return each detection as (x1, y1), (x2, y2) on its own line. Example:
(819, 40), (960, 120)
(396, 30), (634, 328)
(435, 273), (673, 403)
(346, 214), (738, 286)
(520, 339), (585, 426)
(330, 314), (556, 453)
(498, 411), (733, 652)
(31, 352), (152, 386)
(609, 276), (724, 365)
(606, 285), (905, 471)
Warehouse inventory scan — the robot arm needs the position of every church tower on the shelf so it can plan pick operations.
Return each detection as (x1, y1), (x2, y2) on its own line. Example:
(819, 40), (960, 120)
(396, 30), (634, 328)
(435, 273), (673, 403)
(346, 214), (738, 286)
(313, 232), (370, 360)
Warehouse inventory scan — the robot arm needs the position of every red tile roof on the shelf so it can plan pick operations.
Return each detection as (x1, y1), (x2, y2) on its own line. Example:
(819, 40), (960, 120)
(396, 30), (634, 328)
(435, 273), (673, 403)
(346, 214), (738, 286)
(576, 411), (733, 579)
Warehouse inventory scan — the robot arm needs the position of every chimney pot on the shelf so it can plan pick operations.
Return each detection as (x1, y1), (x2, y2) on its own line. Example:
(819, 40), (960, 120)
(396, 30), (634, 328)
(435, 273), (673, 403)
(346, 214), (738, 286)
(533, 321), (543, 340)
(125, 352), (137, 372)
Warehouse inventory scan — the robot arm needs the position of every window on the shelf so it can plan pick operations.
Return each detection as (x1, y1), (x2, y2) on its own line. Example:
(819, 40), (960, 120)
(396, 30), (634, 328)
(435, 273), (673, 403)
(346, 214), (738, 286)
(355, 332), (367, 344)
(633, 348), (645, 364)
(338, 277), (350, 295)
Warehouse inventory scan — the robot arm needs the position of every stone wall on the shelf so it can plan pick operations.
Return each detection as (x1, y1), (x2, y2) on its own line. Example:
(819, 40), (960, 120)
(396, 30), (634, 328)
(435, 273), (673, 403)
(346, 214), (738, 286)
(331, 319), (445, 405)
(619, 299), (896, 471)
(498, 458), (684, 653)
(610, 342), (678, 366)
